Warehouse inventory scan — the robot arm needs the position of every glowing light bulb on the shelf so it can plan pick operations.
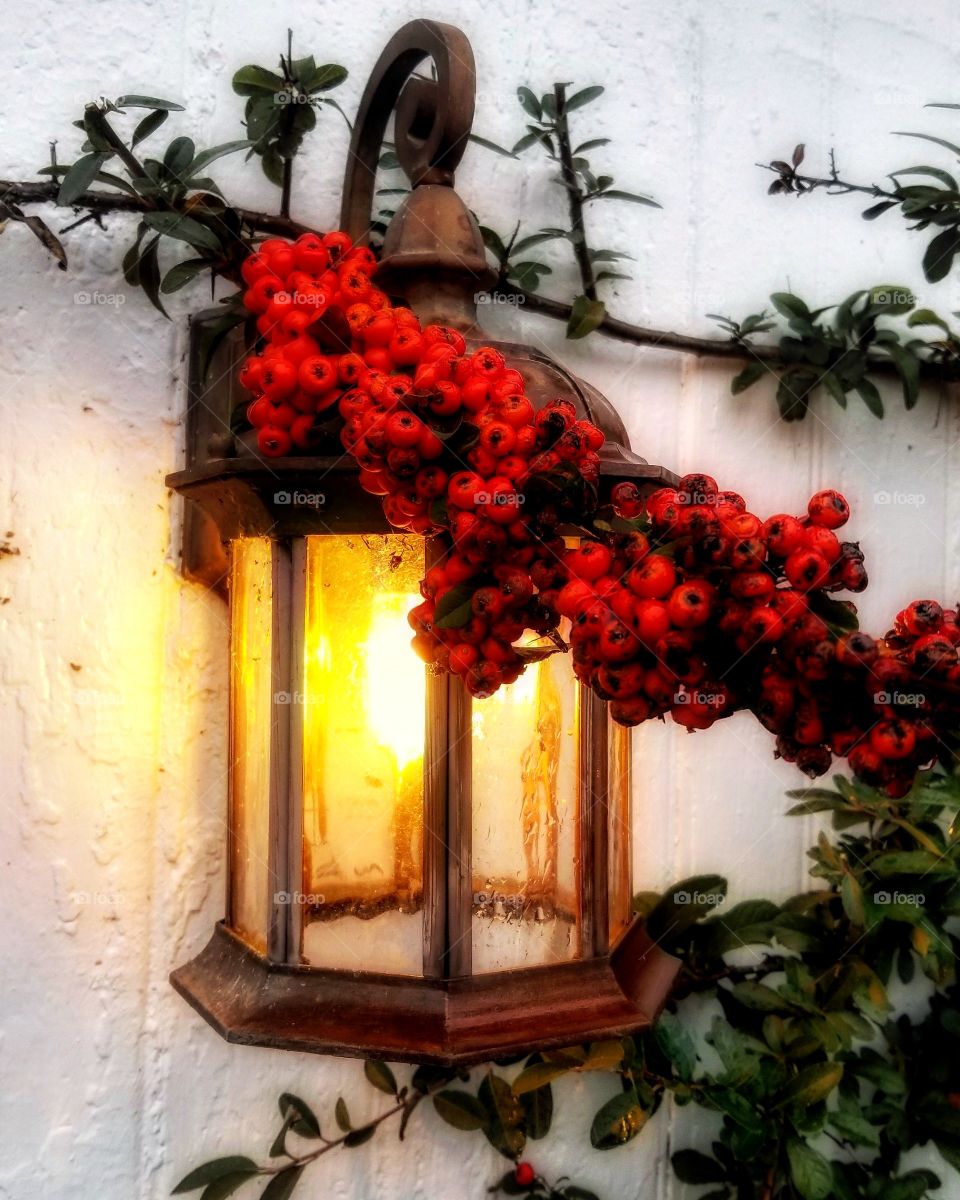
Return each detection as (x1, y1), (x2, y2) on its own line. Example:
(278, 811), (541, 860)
(363, 592), (425, 769)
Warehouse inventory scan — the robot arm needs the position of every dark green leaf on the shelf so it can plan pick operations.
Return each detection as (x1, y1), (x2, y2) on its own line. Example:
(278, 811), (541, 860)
(731, 362), (768, 394)
(306, 64), (348, 92)
(862, 200), (898, 220)
(786, 1138), (834, 1200)
(923, 228), (960, 283)
(261, 1166), (304, 1200)
(771, 292), (811, 321)
(671, 1150), (727, 1185)
(564, 85), (604, 112)
(854, 378), (884, 418)
(116, 94), (184, 110)
(589, 1090), (647, 1150)
(434, 584), (474, 629)
(132, 108), (168, 147)
(777, 1062), (843, 1108)
(519, 1079), (553, 1140)
(58, 153), (109, 204)
(363, 1060), (397, 1096)
(188, 140), (251, 176)
(334, 1097), (351, 1132)
(468, 133), (516, 158)
(139, 235), (168, 318)
(278, 1093), (320, 1139)
(654, 1012), (697, 1081)
(172, 1157), (258, 1193)
(479, 1072), (526, 1159)
(593, 189), (661, 207)
(517, 87), (542, 120)
(432, 1089), (487, 1131)
(232, 66), (284, 96)
(342, 1127), (375, 1148)
(161, 258), (210, 294)
(142, 211), (223, 253)
(566, 294), (606, 339)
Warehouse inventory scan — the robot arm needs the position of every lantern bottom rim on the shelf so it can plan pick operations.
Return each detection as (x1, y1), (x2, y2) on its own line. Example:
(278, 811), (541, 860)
(170, 920), (679, 1067)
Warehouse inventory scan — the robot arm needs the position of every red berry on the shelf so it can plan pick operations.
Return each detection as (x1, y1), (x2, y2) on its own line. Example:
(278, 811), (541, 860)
(808, 489), (850, 529)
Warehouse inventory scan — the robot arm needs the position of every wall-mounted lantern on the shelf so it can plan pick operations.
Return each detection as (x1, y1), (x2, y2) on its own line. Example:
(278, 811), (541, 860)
(169, 19), (680, 1065)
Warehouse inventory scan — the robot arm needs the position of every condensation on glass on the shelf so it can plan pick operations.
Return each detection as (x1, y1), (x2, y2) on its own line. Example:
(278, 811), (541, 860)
(299, 534), (426, 975)
(607, 717), (633, 946)
(228, 537), (274, 954)
(470, 651), (582, 973)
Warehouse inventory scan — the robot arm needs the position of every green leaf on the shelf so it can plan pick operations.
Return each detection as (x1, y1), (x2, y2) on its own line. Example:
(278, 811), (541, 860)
(188, 140), (251, 176)
(232, 66), (284, 96)
(116, 94), (184, 111)
(519, 1079), (553, 1140)
(261, 1166), (304, 1200)
(278, 1093), (320, 1139)
(172, 1157), (258, 1193)
(512, 1061), (573, 1094)
(479, 1073), (526, 1159)
(771, 292), (811, 321)
(334, 1098), (351, 1132)
(516, 87), (542, 120)
(862, 200), (898, 220)
(468, 133), (517, 158)
(364, 1060), (397, 1096)
(907, 307), (951, 333)
(58, 153), (109, 204)
(646, 874), (727, 944)
(132, 108), (168, 147)
(854, 378), (884, 418)
(138, 235), (168, 318)
(894, 129), (960, 157)
(564, 85), (604, 112)
(582, 1040), (625, 1071)
(161, 257), (210, 294)
(731, 362), (768, 394)
(306, 63), (348, 92)
(589, 1090), (647, 1149)
(575, 137), (611, 153)
(867, 285), (916, 315)
(654, 1012), (697, 1082)
(777, 1062), (843, 1108)
(671, 1150), (727, 1185)
(841, 872), (867, 927)
(871, 850), (953, 875)
(923, 228), (960, 283)
(432, 1089), (487, 1131)
(732, 981), (789, 1012)
(593, 189), (661, 207)
(786, 1138), (834, 1200)
(142, 211), (223, 253)
(343, 1127), (376, 1148)
(885, 344), (921, 409)
(434, 584), (474, 630)
(566, 294), (606, 339)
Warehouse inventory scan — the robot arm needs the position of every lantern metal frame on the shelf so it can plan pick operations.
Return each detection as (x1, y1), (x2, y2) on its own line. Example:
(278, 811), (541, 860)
(168, 18), (681, 1066)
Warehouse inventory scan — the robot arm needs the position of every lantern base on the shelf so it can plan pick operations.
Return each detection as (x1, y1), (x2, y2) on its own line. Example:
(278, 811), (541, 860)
(171, 921), (679, 1066)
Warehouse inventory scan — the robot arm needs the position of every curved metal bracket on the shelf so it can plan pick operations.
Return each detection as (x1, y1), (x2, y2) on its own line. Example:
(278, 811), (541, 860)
(339, 19), (476, 244)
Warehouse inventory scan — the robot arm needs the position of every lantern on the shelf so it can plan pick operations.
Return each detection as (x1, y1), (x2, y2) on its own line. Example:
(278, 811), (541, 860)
(169, 19), (680, 1064)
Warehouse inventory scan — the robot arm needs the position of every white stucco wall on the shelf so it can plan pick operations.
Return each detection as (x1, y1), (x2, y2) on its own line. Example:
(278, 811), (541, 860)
(2, 1), (959, 1197)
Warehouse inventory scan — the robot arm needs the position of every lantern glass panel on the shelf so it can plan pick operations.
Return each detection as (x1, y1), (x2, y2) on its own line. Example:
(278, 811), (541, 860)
(470, 653), (582, 973)
(607, 718), (633, 946)
(299, 533), (426, 975)
(229, 536), (274, 955)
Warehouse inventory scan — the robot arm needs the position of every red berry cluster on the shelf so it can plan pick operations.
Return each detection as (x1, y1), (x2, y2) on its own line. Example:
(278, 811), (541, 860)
(560, 476), (958, 794)
(237, 231), (605, 699)
(235, 235), (958, 791)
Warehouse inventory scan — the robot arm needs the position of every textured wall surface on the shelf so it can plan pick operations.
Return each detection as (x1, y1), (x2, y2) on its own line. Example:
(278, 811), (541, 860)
(2, 1), (959, 1197)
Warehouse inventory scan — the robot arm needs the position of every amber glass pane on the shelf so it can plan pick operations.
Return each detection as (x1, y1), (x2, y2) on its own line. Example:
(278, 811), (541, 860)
(607, 717), (633, 946)
(300, 534), (425, 975)
(228, 537), (274, 954)
(471, 651), (581, 973)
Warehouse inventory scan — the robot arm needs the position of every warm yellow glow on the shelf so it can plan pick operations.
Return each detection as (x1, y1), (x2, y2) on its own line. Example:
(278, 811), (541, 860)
(364, 591), (426, 769)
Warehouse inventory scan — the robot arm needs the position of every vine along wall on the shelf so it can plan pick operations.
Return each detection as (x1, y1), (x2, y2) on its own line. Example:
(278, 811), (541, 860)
(1, 1), (960, 1197)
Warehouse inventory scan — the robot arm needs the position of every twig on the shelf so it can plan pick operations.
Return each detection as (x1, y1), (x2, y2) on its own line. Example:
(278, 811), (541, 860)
(0, 179), (310, 237)
(553, 82), (597, 301)
(279, 29), (295, 219)
(760, 161), (902, 201)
